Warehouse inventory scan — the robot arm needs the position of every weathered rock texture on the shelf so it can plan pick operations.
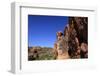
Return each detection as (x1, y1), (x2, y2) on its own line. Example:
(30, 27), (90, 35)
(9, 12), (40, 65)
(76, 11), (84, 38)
(54, 17), (88, 59)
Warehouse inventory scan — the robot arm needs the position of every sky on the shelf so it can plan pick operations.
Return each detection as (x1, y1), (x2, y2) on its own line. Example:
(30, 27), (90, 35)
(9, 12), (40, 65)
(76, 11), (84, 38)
(28, 15), (69, 48)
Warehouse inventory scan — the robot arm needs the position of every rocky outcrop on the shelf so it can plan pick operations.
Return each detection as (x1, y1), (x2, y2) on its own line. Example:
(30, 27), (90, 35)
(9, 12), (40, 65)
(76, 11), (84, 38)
(55, 17), (88, 59)
(67, 17), (88, 58)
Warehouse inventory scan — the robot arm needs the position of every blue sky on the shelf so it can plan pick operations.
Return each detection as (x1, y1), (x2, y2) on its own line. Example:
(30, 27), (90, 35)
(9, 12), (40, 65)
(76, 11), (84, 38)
(28, 15), (68, 48)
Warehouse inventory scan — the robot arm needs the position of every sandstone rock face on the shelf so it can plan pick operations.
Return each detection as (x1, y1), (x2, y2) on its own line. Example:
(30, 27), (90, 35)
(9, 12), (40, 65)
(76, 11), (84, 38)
(67, 17), (88, 58)
(54, 31), (70, 59)
(54, 17), (88, 59)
